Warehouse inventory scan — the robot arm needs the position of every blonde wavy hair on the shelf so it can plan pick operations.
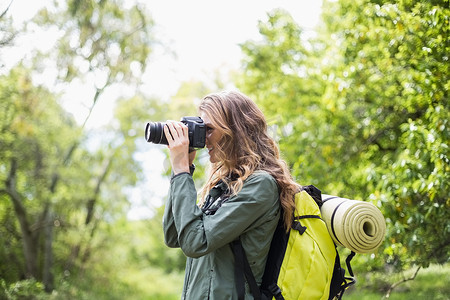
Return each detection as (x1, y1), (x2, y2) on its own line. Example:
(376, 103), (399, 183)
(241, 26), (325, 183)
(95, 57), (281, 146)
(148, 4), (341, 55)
(198, 91), (299, 230)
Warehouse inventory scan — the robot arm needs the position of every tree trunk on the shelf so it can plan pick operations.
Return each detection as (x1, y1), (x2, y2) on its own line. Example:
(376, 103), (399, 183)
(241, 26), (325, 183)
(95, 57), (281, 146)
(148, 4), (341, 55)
(85, 156), (114, 225)
(22, 228), (39, 279)
(43, 209), (54, 292)
(4, 159), (39, 279)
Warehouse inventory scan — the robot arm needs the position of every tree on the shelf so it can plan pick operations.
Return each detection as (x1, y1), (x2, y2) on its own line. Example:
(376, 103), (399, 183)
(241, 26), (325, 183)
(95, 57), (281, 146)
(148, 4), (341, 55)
(317, 0), (449, 269)
(0, 66), (80, 283)
(237, 0), (449, 272)
(237, 9), (334, 188)
(0, 0), (156, 292)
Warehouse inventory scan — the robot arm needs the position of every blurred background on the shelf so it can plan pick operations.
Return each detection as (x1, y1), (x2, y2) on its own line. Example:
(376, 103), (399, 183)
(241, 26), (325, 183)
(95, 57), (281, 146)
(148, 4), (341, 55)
(0, 0), (448, 299)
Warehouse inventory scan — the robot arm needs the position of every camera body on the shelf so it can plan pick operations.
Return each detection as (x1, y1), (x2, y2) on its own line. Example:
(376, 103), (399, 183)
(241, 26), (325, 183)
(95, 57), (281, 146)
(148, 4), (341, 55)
(145, 116), (206, 149)
(180, 116), (206, 149)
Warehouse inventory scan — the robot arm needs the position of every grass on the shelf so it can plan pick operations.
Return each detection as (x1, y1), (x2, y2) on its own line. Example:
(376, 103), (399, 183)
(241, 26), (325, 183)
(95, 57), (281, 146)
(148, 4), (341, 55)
(128, 264), (450, 300)
(1, 266), (185, 300)
(2, 264), (448, 299)
(121, 267), (184, 300)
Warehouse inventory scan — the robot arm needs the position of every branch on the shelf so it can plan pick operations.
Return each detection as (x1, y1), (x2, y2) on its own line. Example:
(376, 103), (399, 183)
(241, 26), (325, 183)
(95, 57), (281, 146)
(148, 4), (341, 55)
(85, 154), (114, 225)
(48, 79), (108, 194)
(81, 75), (111, 130)
(383, 266), (421, 299)
(0, 31), (15, 47)
(364, 126), (397, 151)
(80, 88), (101, 130)
(0, 0), (13, 19)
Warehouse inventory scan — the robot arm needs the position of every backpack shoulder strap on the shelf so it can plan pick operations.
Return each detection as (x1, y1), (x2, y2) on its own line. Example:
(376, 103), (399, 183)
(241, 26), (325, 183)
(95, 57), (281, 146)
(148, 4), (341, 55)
(300, 185), (323, 207)
(231, 239), (262, 300)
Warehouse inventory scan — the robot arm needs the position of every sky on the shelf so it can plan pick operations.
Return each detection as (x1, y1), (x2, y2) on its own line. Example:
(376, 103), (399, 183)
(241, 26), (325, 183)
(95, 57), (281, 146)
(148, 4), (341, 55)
(3, 0), (323, 219)
(142, 0), (323, 97)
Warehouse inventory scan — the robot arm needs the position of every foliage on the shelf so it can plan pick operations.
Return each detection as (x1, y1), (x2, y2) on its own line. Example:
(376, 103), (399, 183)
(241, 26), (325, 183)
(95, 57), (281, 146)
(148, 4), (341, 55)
(1, 278), (45, 300)
(33, 0), (153, 85)
(317, 0), (449, 269)
(1, 0), (449, 298)
(1, 267), (184, 300)
(0, 65), (79, 282)
(0, 65), (186, 297)
(238, 0), (449, 272)
(0, 2), (16, 52)
(0, 0), (156, 294)
(345, 264), (450, 300)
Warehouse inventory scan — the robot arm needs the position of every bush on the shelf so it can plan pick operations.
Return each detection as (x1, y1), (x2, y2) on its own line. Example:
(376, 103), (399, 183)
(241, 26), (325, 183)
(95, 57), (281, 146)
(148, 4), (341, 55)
(345, 264), (450, 300)
(0, 279), (46, 300)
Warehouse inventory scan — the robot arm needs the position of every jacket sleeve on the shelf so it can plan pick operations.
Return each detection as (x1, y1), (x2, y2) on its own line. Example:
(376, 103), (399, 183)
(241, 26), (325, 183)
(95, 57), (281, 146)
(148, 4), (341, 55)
(163, 167), (197, 248)
(162, 172), (196, 248)
(167, 172), (279, 258)
(162, 190), (180, 248)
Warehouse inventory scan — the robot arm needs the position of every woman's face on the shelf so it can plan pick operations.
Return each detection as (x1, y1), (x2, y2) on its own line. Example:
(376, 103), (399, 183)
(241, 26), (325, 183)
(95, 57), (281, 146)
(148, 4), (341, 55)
(200, 112), (222, 163)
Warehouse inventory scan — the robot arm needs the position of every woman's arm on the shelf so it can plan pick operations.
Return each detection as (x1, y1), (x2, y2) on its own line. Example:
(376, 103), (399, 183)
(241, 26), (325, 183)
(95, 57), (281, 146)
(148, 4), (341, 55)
(169, 172), (279, 258)
(162, 120), (197, 247)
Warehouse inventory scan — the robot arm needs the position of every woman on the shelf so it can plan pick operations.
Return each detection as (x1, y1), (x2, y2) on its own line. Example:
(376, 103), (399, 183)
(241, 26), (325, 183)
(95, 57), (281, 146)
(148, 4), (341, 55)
(163, 90), (299, 299)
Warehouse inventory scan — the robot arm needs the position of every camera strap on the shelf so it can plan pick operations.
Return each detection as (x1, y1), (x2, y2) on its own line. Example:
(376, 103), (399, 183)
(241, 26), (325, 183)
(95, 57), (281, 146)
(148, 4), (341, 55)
(201, 180), (230, 215)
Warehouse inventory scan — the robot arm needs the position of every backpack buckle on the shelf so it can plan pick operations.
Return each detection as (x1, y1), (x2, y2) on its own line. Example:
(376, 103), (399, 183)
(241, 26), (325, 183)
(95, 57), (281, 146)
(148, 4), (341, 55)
(292, 221), (307, 235)
(268, 284), (284, 300)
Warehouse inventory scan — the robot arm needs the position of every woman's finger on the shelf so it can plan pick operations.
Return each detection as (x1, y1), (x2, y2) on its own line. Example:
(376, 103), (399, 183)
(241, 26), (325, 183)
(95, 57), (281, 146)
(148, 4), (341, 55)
(178, 123), (188, 139)
(165, 121), (190, 147)
(169, 121), (188, 138)
(165, 122), (178, 139)
(163, 124), (174, 144)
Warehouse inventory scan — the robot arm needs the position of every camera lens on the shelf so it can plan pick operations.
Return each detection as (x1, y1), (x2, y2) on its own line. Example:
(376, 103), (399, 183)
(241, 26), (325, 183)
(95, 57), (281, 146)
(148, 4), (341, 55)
(145, 122), (169, 145)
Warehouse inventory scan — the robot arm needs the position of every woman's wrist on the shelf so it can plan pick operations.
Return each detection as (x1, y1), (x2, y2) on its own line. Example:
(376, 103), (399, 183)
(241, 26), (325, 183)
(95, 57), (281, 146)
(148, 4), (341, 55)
(172, 166), (190, 175)
(171, 164), (194, 178)
(169, 151), (190, 175)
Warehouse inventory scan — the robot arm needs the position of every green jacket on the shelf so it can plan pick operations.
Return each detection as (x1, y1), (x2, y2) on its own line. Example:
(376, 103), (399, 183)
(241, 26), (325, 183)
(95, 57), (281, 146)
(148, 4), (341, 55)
(163, 171), (280, 300)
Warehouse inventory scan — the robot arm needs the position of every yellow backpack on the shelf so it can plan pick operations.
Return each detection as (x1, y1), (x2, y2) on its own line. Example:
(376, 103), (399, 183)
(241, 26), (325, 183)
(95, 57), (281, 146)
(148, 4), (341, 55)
(232, 185), (356, 300)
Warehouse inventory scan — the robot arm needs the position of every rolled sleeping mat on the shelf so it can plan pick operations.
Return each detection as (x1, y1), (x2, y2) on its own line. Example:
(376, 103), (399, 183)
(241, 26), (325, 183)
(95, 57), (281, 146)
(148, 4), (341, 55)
(320, 195), (386, 254)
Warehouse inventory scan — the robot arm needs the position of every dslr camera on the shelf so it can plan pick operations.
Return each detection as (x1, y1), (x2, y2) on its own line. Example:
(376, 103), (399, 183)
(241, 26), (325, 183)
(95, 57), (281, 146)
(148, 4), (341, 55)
(145, 116), (206, 149)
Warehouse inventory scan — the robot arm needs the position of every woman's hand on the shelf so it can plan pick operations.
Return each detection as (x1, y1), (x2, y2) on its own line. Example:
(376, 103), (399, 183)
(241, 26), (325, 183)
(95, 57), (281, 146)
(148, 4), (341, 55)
(164, 121), (195, 175)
